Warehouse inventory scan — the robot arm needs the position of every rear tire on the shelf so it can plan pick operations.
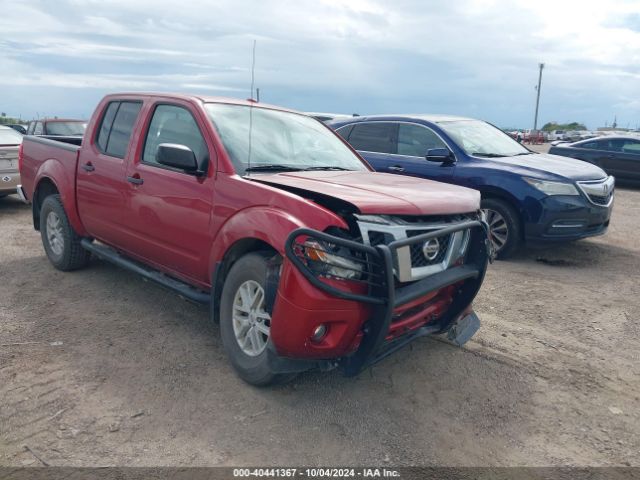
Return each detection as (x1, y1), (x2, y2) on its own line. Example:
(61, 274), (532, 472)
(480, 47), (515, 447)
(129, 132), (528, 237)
(219, 251), (294, 386)
(40, 194), (91, 271)
(480, 197), (521, 259)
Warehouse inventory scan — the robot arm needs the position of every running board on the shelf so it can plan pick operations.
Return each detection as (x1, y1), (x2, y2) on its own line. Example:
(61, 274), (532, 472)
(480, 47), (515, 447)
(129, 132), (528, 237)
(80, 239), (210, 304)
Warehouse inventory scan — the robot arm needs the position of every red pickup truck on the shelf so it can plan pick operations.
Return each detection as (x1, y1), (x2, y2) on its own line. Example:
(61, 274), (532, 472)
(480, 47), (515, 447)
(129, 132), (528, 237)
(18, 93), (490, 385)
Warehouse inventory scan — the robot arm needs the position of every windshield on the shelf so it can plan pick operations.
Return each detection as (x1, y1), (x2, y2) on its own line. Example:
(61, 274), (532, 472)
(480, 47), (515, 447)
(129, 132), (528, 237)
(46, 121), (87, 136)
(205, 103), (367, 174)
(0, 127), (23, 145)
(439, 119), (530, 157)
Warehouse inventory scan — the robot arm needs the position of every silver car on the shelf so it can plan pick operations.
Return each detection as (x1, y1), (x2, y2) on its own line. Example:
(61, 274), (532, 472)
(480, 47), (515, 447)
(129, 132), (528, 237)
(0, 125), (22, 198)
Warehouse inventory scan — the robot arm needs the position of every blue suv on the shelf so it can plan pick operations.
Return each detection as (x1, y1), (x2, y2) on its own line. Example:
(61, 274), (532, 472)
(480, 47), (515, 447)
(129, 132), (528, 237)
(329, 115), (614, 258)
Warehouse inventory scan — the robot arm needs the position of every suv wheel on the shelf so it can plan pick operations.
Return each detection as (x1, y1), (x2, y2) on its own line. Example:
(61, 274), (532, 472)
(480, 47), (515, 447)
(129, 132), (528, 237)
(480, 198), (521, 259)
(40, 194), (91, 271)
(219, 251), (293, 386)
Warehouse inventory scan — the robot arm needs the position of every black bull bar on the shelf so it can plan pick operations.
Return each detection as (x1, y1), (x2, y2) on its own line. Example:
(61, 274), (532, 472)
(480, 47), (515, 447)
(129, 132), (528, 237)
(283, 220), (491, 376)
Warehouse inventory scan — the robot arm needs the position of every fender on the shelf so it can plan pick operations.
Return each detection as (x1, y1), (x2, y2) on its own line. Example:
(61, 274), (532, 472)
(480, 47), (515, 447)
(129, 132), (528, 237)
(34, 157), (88, 236)
(473, 181), (533, 223)
(208, 205), (348, 269)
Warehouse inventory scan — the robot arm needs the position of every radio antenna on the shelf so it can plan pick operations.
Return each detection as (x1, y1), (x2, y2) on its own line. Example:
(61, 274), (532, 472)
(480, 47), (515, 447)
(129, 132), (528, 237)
(246, 39), (257, 176)
(250, 39), (257, 100)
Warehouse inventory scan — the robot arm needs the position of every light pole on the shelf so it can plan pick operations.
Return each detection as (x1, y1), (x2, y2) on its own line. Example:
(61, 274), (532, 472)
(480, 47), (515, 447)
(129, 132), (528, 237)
(533, 63), (544, 131)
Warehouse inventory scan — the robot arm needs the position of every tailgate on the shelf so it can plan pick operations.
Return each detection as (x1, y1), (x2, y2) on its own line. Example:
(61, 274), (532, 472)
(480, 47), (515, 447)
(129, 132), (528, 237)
(0, 146), (19, 172)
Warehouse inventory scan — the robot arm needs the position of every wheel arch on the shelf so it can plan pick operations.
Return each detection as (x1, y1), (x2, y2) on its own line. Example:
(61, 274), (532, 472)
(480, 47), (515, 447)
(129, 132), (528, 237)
(32, 177), (60, 231)
(477, 186), (526, 241)
(210, 237), (279, 324)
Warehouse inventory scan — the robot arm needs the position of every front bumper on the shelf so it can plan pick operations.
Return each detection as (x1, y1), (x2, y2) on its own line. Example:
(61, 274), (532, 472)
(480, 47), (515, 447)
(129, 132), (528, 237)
(272, 220), (490, 376)
(524, 194), (612, 243)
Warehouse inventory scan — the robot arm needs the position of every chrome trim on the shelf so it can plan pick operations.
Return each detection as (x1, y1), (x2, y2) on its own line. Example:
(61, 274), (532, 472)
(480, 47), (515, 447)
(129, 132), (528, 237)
(551, 222), (585, 228)
(355, 215), (471, 282)
(577, 176), (615, 207)
(16, 185), (28, 204)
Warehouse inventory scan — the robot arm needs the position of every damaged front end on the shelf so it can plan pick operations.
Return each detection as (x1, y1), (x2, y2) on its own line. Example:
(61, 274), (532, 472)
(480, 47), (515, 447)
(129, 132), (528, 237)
(284, 214), (491, 376)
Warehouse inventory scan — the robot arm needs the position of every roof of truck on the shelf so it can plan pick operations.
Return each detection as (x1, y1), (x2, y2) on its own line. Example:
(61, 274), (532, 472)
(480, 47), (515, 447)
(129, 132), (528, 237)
(104, 92), (301, 114)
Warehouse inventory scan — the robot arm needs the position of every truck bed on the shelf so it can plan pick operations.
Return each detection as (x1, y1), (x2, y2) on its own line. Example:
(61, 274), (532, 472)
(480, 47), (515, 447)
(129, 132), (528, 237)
(20, 135), (81, 207)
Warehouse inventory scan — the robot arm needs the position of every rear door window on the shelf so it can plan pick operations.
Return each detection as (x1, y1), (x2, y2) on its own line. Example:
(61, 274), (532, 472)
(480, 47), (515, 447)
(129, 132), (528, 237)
(33, 122), (44, 135)
(96, 102), (120, 152)
(348, 122), (397, 154)
(96, 101), (142, 158)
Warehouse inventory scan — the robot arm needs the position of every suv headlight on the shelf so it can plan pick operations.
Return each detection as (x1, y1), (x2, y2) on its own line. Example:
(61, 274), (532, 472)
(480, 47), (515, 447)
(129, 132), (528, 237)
(524, 177), (579, 196)
(302, 240), (363, 280)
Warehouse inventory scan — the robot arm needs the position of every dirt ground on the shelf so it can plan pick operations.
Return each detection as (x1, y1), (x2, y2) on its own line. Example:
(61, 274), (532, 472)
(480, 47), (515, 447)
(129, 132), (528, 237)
(1, 157), (639, 466)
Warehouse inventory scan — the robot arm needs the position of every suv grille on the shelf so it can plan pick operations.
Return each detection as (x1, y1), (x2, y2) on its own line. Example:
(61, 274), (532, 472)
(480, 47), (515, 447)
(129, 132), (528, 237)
(577, 177), (615, 207)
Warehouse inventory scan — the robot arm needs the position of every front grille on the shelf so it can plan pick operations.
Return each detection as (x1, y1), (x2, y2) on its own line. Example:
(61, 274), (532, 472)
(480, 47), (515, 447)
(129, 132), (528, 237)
(577, 177), (615, 207)
(587, 192), (612, 206)
(368, 231), (394, 247)
(356, 215), (472, 282)
(407, 230), (452, 267)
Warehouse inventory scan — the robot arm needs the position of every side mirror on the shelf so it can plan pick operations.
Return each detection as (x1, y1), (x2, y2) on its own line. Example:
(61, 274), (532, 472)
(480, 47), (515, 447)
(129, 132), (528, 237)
(426, 147), (454, 163)
(156, 143), (199, 172)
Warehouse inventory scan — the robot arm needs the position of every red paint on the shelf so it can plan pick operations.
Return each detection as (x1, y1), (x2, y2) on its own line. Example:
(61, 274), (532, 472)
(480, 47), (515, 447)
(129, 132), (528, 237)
(20, 93), (482, 360)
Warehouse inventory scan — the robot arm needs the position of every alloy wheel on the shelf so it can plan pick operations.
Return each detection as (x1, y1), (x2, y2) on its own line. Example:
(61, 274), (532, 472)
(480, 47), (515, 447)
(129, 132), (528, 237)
(46, 211), (65, 256)
(481, 208), (509, 254)
(232, 280), (271, 356)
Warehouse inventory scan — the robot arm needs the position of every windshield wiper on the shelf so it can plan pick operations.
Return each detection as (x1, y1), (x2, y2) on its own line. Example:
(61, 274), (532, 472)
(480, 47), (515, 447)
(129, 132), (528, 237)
(303, 166), (353, 171)
(471, 152), (507, 158)
(513, 152), (534, 156)
(244, 164), (302, 173)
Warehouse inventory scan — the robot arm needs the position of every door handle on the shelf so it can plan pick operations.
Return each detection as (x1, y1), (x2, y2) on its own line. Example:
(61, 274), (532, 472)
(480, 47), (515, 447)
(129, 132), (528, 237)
(388, 165), (405, 172)
(82, 163), (95, 172)
(127, 175), (144, 185)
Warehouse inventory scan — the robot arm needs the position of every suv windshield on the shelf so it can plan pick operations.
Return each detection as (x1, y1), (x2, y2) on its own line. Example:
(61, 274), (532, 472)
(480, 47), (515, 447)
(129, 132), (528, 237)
(46, 121), (87, 136)
(439, 119), (530, 157)
(205, 103), (367, 174)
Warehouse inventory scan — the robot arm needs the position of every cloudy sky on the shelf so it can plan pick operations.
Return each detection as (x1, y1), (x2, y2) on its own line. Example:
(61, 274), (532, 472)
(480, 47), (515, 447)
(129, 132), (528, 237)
(1, 0), (639, 129)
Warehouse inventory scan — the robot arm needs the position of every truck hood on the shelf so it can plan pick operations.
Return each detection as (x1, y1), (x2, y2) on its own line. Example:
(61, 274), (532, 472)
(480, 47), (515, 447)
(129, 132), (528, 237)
(486, 152), (607, 181)
(251, 170), (480, 215)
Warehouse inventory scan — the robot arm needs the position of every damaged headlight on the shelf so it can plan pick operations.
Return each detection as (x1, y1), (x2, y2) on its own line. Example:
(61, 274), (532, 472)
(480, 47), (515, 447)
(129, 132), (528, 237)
(302, 240), (364, 280)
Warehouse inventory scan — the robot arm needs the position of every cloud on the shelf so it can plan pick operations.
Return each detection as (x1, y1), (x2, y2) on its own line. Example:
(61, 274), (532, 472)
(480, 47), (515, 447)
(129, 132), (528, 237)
(1, 0), (639, 128)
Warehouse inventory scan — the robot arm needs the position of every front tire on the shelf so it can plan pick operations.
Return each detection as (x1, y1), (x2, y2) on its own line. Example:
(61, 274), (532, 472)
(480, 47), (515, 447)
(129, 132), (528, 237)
(480, 198), (521, 259)
(40, 194), (91, 271)
(219, 251), (292, 386)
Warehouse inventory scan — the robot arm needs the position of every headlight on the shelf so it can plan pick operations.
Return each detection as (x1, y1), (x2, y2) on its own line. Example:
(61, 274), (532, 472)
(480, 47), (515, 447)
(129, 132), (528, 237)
(524, 177), (579, 196)
(302, 240), (363, 280)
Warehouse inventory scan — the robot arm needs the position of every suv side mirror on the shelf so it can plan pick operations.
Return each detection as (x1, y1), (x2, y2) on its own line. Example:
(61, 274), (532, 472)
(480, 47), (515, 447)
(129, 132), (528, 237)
(156, 143), (199, 172)
(426, 147), (454, 163)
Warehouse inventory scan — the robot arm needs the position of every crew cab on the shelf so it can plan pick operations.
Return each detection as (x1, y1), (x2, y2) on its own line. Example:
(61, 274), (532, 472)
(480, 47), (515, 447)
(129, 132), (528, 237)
(18, 93), (490, 385)
(330, 115), (614, 258)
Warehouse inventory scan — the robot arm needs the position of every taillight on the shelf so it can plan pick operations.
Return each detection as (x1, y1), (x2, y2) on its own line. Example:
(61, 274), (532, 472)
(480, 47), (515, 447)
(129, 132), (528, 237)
(18, 142), (24, 173)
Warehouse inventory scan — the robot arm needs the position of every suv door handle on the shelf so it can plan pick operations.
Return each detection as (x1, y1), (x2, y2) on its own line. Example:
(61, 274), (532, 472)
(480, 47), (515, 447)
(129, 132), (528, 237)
(388, 165), (405, 172)
(127, 175), (144, 185)
(82, 163), (95, 172)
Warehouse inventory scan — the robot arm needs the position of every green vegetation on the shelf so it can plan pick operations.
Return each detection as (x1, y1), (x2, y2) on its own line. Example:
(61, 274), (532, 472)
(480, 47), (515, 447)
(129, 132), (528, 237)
(0, 113), (26, 125)
(541, 121), (587, 132)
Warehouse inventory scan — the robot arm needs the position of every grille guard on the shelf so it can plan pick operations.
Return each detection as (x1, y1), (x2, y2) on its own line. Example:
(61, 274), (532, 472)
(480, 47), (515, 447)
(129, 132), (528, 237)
(284, 220), (491, 375)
